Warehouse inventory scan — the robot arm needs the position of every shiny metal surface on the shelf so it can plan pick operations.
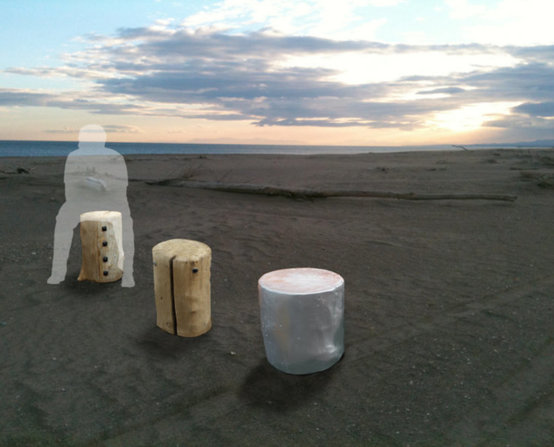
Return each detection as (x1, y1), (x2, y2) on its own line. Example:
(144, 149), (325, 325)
(259, 268), (344, 375)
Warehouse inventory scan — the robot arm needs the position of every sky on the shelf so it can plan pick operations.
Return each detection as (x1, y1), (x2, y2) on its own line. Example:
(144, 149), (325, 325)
(1, 0), (553, 146)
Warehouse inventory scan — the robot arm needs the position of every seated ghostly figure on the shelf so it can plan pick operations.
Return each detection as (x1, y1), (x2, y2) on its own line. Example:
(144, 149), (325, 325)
(48, 124), (135, 287)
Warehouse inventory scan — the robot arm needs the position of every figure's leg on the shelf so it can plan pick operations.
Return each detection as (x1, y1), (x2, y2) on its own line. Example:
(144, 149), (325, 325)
(48, 203), (79, 284)
(120, 206), (135, 287)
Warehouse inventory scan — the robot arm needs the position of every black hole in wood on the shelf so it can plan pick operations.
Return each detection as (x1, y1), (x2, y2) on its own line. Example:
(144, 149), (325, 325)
(102, 241), (108, 247)
(103, 256), (108, 262)
(192, 268), (199, 274)
(101, 226), (107, 231)
(103, 270), (109, 276)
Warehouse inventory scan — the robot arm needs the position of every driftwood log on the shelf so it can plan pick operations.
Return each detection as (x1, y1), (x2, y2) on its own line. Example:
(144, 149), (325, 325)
(147, 179), (517, 202)
(152, 239), (212, 337)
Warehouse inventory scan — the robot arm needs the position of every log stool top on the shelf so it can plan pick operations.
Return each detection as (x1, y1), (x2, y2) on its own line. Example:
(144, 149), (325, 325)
(152, 239), (211, 263)
(259, 267), (343, 295)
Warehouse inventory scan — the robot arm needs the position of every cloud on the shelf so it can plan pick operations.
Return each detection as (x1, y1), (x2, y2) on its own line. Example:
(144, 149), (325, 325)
(461, 63), (554, 101)
(102, 124), (143, 134)
(486, 99), (554, 133)
(45, 124), (142, 135)
(90, 28), (552, 128)
(3, 26), (554, 134)
(507, 45), (554, 63)
(485, 114), (554, 130)
(44, 127), (77, 134)
(0, 87), (147, 116)
(0, 89), (53, 106)
(513, 101), (554, 117)
(112, 28), (384, 58)
(445, 0), (554, 46)
(402, 62), (554, 104)
(180, 0), (402, 40)
(6, 66), (115, 80)
(417, 87), (466, 95)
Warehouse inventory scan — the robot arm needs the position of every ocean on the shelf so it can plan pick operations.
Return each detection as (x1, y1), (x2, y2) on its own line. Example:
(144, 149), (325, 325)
(0, 140), (551, 157)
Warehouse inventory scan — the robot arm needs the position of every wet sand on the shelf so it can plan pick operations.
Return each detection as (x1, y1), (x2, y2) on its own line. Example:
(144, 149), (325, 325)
(1, 149), (553, 446)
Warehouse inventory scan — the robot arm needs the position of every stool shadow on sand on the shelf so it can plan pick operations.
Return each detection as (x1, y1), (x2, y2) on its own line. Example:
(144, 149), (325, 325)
(47, 124), (134, 287)
(136, 325), (213, 361)
(239, 358), (339, 412)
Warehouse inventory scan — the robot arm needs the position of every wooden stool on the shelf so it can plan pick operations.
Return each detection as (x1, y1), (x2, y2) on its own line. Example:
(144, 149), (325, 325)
(258, 268), (344, 374)
(78, 211), (123, 283)
(152, 239), (212, 337)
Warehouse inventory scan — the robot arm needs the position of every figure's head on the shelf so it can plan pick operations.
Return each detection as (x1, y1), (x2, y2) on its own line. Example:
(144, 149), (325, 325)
(78, 124), (106, 146)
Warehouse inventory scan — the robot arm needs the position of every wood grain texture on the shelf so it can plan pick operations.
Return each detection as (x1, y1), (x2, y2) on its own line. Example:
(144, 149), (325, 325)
(152, 239), (212, 337)
(78, 211), (123, 283)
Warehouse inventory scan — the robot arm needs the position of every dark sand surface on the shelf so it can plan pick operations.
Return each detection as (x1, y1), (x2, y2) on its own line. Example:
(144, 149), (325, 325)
(1, 149), (553, 446)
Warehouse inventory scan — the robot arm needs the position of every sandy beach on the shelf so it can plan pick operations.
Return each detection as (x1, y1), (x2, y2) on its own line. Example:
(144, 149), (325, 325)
(1, 148), (553, 446)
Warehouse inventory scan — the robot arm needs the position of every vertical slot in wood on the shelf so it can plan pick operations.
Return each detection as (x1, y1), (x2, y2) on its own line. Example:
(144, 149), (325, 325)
(169, 255), (177, 335)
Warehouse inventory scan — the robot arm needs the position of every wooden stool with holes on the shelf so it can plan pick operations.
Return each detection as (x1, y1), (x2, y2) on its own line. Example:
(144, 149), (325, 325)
(152, 239), (212, 337)
(78, 211), (124, 283)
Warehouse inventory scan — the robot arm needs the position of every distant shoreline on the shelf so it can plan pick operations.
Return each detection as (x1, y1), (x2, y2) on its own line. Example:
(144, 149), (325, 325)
(0, 139), (553, 157)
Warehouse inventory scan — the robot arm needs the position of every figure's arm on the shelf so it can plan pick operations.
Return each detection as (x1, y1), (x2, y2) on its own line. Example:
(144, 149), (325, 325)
(84, 176), (107, 191)
(65, 153), (127, 193)
(101, 155), (128, 193)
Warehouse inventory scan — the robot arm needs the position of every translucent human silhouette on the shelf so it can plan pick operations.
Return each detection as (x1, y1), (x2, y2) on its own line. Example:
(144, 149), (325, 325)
(47, 125), (135, 287)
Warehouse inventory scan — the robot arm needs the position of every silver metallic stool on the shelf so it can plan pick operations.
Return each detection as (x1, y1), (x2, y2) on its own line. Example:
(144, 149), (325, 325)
(258, 267), (345, 375)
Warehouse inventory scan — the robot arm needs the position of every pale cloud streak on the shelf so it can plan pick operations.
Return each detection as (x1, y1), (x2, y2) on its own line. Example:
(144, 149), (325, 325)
(445, 0), (554, 45)
(181, 0), (401, 40)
